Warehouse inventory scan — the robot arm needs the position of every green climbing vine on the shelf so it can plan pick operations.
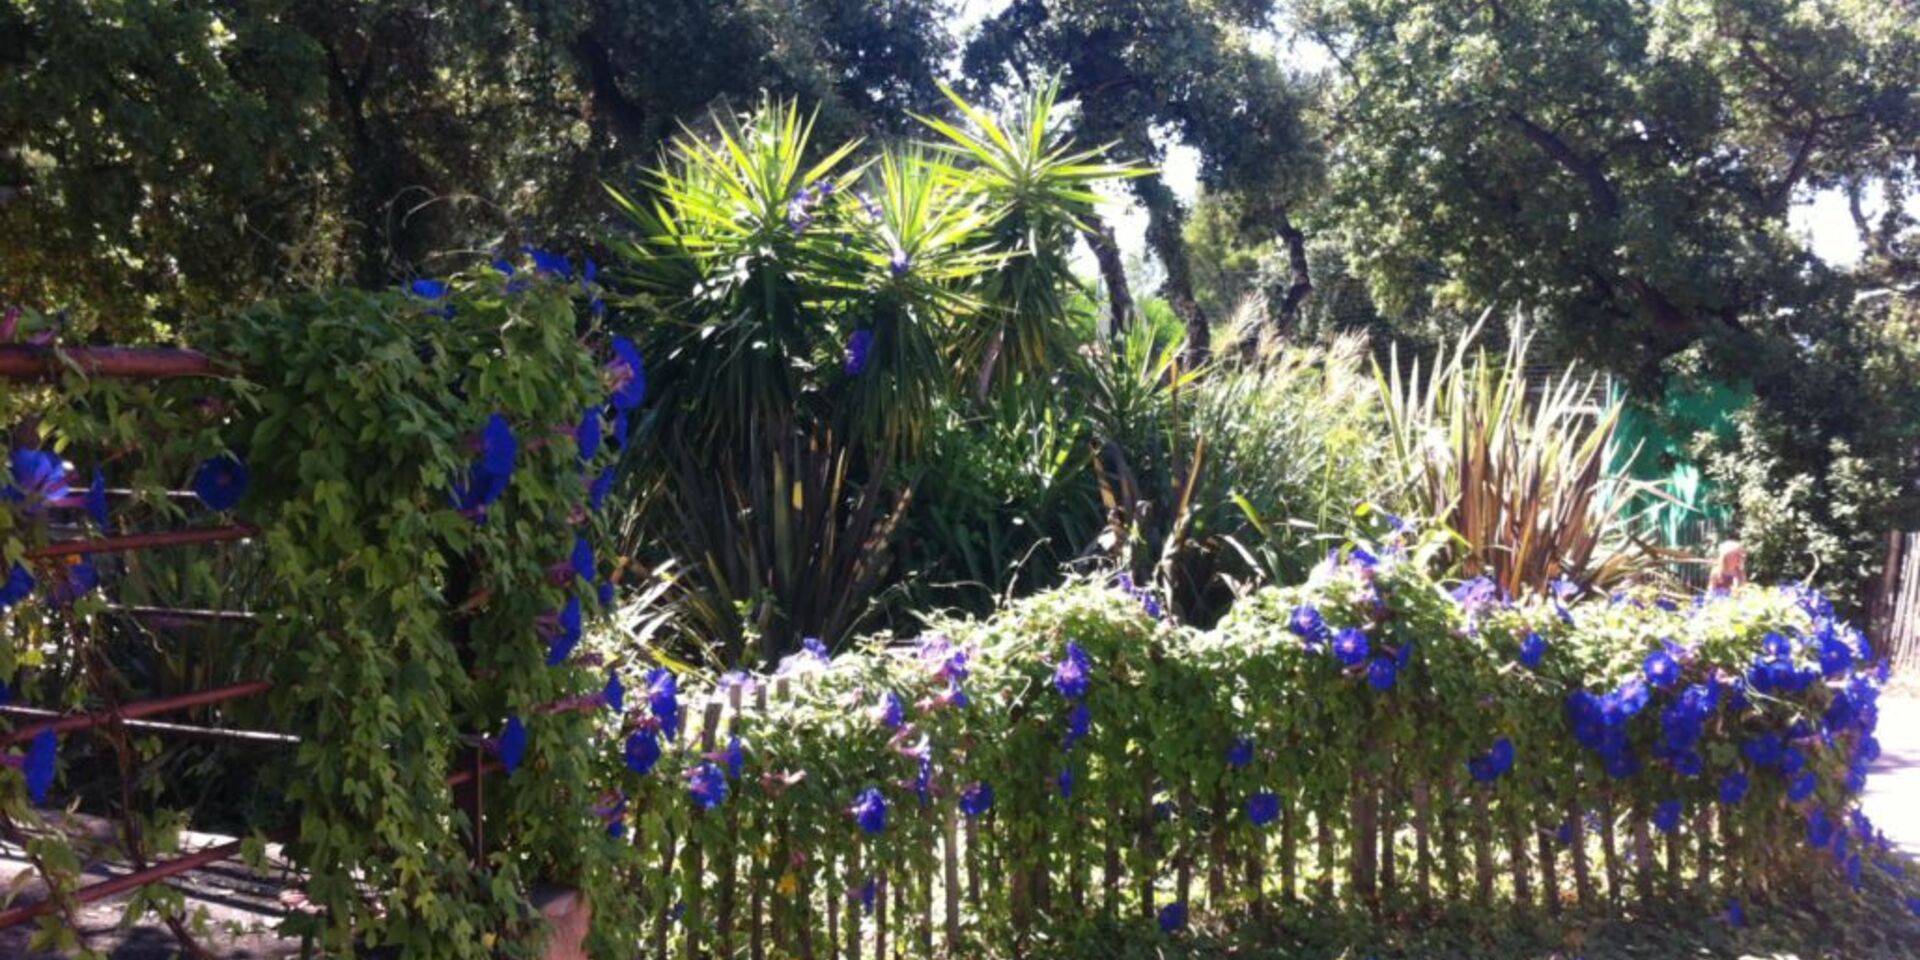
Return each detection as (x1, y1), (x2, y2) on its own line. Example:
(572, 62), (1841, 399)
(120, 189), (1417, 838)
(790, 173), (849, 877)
(1, 261), (644, 957)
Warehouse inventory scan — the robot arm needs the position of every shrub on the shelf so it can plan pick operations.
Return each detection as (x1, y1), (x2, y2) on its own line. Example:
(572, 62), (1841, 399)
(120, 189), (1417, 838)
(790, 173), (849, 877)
(600, 531), (1906, 952)
(4, 267), (636, 957)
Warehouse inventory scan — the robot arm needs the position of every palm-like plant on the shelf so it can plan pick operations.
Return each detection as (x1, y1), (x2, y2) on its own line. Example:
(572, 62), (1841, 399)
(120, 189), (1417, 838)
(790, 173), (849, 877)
(605, 89), (1136, 662)
(919, 79), (1146, 390)
(1376, 324), (1659, 596)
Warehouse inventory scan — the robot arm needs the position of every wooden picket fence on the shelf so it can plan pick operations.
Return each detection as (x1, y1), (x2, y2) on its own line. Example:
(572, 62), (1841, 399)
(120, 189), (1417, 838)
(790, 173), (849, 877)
(1877, 531), (1920, 674)
(634, 678), (1810, 959)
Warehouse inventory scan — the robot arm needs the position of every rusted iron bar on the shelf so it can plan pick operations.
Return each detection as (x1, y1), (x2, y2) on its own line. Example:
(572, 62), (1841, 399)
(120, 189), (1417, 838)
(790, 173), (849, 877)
(1, 681), (273, 746)
(446, 757), (505, 789)
(0, 345), (225, 381)
(0, 706), (295, 746)
(0, 839), (244, 929)
(106, 605), (259, 625)
(28, 524), (258, 559)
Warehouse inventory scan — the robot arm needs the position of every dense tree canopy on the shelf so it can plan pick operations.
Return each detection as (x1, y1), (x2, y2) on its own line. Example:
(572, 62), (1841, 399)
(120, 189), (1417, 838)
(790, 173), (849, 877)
(1301, 0), (1919, 377)
(0, 0), (952, 335)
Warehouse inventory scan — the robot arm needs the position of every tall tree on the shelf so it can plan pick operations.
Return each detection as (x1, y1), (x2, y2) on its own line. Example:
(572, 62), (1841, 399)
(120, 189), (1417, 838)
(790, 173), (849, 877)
(1303, 0), (1919, 378)
(963, 0), (1317, 359)
(0, 0), (955, 334)
(1304, 0), (1920, 604)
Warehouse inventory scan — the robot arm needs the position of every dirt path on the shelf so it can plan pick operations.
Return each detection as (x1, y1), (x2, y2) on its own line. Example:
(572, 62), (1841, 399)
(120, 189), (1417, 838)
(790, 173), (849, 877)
(1862, 694), (1920, 857)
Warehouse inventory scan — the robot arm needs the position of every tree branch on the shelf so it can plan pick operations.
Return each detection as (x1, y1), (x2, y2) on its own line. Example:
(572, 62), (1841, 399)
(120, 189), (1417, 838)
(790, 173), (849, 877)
(1506, 111), (1621, 217)
(1275, 209), (1313, 334)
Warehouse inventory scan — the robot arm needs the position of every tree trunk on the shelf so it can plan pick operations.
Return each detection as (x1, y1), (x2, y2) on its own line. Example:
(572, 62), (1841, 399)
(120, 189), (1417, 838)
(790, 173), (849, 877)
(1084, 212), (1136, 341)
(1276, 209), (1313, 335)
(1135, 175), (1211, 364)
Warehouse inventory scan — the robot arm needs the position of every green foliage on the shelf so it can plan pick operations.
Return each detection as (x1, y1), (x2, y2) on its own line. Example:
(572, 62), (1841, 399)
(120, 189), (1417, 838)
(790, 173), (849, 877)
(1695, 297), (1920, 612)
(3, 273), (636, 957)
(0, 0), (958, 334)
(1304, 0), (1919, 375)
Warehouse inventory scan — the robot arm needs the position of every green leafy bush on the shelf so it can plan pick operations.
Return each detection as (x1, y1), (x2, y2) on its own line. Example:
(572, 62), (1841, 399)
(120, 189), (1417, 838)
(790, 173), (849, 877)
(3, 267), (638, 958)
(604, 532), (1908, 952)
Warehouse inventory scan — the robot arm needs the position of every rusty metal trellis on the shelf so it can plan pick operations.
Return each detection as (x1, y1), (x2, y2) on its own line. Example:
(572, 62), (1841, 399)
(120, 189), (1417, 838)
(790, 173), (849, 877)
(0, 344), (489, 946)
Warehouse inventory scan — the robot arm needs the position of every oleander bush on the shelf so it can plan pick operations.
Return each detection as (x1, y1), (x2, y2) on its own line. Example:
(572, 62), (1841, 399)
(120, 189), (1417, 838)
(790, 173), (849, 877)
(597, 528), (1915, 954)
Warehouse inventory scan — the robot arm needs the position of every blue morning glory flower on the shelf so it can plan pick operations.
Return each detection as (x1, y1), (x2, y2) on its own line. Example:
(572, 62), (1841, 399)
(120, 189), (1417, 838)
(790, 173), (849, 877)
(570, 535), (595, 583)
(1332, 628), (1369, 667)
(1818, 636), (1853, 678)
(716, 735), (745, 780)
(852, 787), (888, 835)
(606, 404), (630, 450)
(844, 329), (874, 377)
(1642, 649), (1679, 689)
(1063, 702), (1091, 750)
(577, 410), (602, 463)
(1719, 772), (1749, 805)
(1289, 605), (1330, 648)
(1807, 808), (1833, 847)
(499, 716), (527, 774)
(85, 467), (108, 529)
(960, 782), (994, 817)
(1654, 800), (1682, 834)
(1512, 629), (1543, 668)
(23, 729), (57, 804)
(1726, 899), (1745, 928)
(1367, 656), (1398, 691)
(590, 468), (615, 512)
(646, 668), (680, 739)
(603, 672), (624, 714)
(1762, 632), (1793, 661)
(1469, 738), (1514, 784)
(1788, 771), (1817, 803)
(608, 337), (647, 411)
(410, 279), (453, 316)
(625, 730), (661, 776)
(546, 596), (583, 665)
(1741, 733), (1781, 767)
(47, 557), (99, 605)
(0, 562), (34, 609)
(5, 448), (70, 510)
(524, 246), (572, 278)
(479, 415), (516, 477)
(1247, 791), (1280, 827)
(688, 762), (729, 809)
(879, 691), (906, 730)
(1158, 902), (1187, 933)
(1226, 736), (1255, 770)
(1053, 641), (1091, 700)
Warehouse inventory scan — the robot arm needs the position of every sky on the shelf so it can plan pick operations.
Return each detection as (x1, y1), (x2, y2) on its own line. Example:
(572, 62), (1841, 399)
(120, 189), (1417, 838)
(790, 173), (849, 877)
(953, 0), (1871, 276)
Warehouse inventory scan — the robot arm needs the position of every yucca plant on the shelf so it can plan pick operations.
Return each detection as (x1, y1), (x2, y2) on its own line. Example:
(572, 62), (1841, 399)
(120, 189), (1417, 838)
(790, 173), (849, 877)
(605, 90), (1134, 661)
(1376, 323), (1660, 597)
(918, 79), (1146, 391)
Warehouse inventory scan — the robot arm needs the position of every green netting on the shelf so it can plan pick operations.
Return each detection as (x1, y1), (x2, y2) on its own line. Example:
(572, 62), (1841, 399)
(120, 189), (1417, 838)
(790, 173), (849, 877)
(1610, 376), (1750, 546)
